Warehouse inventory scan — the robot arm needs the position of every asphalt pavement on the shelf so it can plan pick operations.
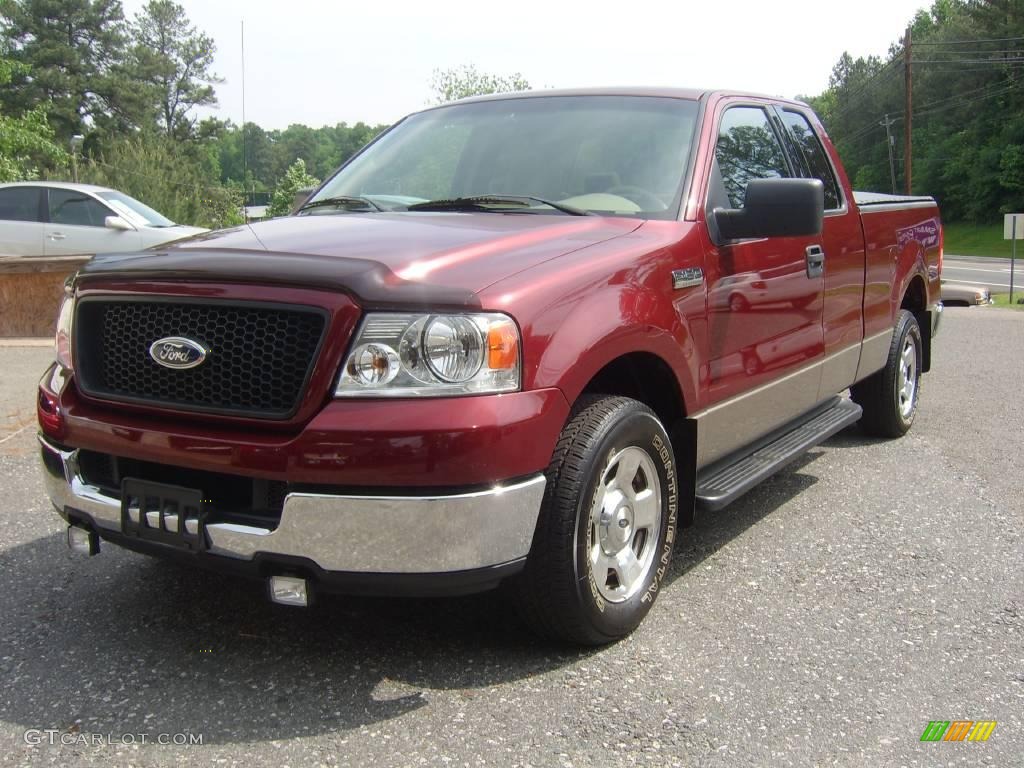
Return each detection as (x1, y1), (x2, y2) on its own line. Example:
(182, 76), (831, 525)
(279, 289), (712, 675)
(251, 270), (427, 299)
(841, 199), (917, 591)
(944, 255), (1022, 293)
(1, 309), (1022, 767)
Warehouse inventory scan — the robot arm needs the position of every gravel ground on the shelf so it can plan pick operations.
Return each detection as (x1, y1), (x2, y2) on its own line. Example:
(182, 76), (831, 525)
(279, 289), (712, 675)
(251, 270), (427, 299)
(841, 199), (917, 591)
(1, 308), (1021, 767)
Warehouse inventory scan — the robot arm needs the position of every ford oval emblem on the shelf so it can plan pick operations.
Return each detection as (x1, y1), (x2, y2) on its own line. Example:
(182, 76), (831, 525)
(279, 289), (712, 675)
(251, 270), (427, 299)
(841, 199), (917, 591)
(148, 337), (209, 370)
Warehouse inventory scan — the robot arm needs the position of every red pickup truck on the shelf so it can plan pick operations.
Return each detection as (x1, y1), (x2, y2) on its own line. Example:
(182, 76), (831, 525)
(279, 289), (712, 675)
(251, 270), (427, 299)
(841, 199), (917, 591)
(38, 88), (942, 644)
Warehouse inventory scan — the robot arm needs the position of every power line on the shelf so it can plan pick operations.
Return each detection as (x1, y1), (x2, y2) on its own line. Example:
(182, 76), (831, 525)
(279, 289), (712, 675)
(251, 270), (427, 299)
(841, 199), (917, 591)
(909, 48), (1023, 56)
(84, 157), (234, 195)
(841, 77), (1020, 135)
(913, 79), (1021, 113)
(832, 78), (1021, 169)
(843, 56), (901, 98)
(828, 58), (903, 122)
(838, 117), (890, 146)
(828, 36), (1024, 125)
(913, 36), (1024, 45)
(913, 80), (1022, 119)
(913, 57), (1024, 63)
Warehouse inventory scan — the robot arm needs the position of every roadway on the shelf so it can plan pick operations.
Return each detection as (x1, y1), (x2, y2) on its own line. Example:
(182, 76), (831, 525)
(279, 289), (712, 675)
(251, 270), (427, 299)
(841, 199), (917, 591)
(944, 254), (1022, 293)
(1, 309), (1022, 767)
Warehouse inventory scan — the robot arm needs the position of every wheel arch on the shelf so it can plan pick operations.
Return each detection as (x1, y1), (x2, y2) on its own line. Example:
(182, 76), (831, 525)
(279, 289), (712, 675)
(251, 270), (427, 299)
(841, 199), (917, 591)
(570, 348), (698, 529)
(900, 272), (932, 372)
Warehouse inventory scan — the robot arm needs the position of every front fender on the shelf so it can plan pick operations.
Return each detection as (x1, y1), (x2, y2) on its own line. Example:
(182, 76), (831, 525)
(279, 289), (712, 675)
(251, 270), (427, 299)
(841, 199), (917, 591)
(530, 281), (700, 412)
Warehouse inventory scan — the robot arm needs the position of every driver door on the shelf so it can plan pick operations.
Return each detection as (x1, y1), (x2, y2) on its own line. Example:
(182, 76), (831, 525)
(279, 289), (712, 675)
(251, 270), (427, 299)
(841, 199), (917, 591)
(698, 102), (826, 466)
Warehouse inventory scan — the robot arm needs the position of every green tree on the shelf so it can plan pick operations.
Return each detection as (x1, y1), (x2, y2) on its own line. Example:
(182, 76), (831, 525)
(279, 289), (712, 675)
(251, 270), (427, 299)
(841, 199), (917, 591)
(267, 158), (319, 218)
(127, 0), (220, 138)
(430, 64), (530, 103)
(74, 133), (242, 229)
(215, 121), (387, 193)
(806, 0), (1024, 222)
(269, 123), (319, 183)
(0, 0), (136, 138)
(0, 57), (67, 180)
(217, 121), (274, 188)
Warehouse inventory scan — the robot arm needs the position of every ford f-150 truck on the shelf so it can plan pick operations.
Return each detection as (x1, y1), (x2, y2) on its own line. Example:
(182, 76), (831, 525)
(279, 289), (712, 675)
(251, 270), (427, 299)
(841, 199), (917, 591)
(38, 88), (942, 644)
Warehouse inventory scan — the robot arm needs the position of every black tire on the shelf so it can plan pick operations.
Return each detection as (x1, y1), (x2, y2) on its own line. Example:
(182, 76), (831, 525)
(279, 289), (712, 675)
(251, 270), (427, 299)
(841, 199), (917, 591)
(509, 396), (679, 645)
(851, 309), (923, 438)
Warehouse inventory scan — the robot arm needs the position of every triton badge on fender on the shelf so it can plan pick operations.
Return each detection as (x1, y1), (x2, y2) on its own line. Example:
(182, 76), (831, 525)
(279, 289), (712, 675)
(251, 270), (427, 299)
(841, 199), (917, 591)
(148, 337), (209, 369)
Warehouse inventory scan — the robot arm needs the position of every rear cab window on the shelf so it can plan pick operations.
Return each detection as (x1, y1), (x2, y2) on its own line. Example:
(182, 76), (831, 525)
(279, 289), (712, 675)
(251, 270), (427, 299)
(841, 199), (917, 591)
(777, 109), (842, 210)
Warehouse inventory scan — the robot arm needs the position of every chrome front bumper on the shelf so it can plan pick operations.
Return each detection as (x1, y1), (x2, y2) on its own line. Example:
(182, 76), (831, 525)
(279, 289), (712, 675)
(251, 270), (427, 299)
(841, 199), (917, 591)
(39, 436), (546, 574)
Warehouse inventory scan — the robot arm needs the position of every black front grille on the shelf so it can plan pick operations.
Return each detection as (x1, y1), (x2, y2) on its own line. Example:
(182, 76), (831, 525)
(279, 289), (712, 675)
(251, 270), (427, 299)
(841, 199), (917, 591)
(75, 298), (327, 419)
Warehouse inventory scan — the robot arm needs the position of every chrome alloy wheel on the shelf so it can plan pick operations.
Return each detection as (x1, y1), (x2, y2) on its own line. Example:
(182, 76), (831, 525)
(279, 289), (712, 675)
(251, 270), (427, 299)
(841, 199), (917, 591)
(587, 446), (663, 603)
(898, 334), (918, 419)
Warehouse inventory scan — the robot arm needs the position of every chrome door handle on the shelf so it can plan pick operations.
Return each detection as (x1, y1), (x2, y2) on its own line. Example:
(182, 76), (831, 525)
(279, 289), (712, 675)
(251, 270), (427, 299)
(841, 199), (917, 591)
(48, 232), (67, 241)
(805, 245), (825, 279)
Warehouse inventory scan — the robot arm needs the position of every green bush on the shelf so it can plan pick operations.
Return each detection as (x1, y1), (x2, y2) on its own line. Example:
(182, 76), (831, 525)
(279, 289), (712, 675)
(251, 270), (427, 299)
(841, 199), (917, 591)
(72, 133), (243, 229)
(266, 158), (319, 218)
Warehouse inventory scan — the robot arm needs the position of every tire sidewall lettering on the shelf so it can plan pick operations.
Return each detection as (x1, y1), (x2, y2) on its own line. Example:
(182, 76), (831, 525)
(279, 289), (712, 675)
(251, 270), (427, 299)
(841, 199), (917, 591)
(643, 433), (677, 605)
(577, 414), (678, 628)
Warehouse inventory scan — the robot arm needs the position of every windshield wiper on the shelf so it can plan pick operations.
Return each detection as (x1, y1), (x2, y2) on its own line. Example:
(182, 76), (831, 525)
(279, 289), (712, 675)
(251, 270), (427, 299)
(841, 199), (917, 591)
(406, 195), (592, 216)
(298, 195), (383, 213)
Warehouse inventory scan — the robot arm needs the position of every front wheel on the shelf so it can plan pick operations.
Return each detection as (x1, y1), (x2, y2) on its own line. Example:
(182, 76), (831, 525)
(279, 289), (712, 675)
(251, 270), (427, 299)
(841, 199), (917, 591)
(851, 309), (923, 437)
(510, 396), (679, 645)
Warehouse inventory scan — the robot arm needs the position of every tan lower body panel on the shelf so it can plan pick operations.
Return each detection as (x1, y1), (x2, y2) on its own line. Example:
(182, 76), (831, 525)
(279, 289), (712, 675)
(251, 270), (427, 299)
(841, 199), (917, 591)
(693, 338), (883, 470)
(693, 363), (823, 469)
(854, 328), (895, 383)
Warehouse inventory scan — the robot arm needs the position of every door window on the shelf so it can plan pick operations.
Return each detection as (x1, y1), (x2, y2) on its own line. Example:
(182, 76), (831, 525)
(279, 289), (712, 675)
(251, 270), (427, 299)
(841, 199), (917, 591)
(714, 107), (791, 208)
(779, 110), (842, 210)
(48, 189), (111, 227)
(0, 186), (42, 222)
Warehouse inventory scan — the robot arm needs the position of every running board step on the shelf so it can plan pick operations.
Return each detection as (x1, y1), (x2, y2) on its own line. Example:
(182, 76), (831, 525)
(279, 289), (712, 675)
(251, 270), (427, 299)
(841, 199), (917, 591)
(695, 398), (862, 511)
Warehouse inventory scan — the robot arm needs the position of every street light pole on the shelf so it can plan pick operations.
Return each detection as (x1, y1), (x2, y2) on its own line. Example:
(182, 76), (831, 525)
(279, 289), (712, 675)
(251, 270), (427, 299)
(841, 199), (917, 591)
(69, 134), (84, 183)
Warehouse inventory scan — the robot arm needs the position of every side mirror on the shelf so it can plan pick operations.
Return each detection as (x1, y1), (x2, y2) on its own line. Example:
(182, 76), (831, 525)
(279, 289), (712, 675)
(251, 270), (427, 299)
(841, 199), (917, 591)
(713, 178), (824, 242)
(292, 187), (314, 213)
(104, 215), (134, 231)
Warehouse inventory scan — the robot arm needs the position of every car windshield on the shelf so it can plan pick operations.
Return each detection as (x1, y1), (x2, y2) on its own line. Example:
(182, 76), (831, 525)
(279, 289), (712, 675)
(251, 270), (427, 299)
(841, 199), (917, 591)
(96, 190), (176, 227)
(307, 95), (700, 220)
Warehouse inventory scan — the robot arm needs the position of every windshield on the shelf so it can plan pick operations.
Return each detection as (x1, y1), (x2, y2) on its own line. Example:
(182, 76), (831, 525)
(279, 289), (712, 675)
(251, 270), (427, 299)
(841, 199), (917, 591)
(96, 190), (176, 227)
(309, 95), (700, 219)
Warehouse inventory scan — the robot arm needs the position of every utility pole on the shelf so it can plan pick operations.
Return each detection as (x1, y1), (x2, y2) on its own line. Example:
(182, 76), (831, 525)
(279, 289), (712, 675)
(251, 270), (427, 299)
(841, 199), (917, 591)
(904, 25), (913, 194)
(880, 114), (898, 194)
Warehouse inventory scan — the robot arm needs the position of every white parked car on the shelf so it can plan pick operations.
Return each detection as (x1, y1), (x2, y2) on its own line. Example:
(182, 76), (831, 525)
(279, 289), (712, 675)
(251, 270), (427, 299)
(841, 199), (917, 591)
(0, 181), (208, 257)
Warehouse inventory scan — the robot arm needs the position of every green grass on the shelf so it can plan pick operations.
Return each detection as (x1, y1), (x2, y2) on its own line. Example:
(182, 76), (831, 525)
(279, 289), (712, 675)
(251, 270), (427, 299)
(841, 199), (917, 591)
(991, 292), (1024, 309)
(943, 222), (1019, 258)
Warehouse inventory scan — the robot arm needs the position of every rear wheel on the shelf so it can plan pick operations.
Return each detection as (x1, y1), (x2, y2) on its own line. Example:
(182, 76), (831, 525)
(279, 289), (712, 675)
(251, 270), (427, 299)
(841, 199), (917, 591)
(851, 309), (922, 437)
(510, 396), (679, 645)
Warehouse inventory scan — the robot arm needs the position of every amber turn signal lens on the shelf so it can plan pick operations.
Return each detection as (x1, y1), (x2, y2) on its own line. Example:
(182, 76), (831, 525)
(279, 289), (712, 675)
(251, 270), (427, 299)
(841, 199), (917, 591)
(487, 320), (519, 370)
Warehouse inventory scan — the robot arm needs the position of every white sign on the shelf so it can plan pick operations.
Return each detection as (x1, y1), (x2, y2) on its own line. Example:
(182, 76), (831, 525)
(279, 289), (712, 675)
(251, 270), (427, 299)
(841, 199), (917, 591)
(1005, 213), (1024, 239)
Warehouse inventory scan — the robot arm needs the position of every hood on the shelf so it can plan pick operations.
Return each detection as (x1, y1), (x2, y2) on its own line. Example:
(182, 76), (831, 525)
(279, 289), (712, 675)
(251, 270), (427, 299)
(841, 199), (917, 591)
(75, 212), (640, 307)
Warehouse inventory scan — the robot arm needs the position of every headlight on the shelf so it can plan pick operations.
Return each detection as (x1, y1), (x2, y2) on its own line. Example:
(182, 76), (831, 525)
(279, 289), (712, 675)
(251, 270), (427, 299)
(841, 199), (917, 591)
(336, 312), (520, 397)
(55, 288), (75, 370)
